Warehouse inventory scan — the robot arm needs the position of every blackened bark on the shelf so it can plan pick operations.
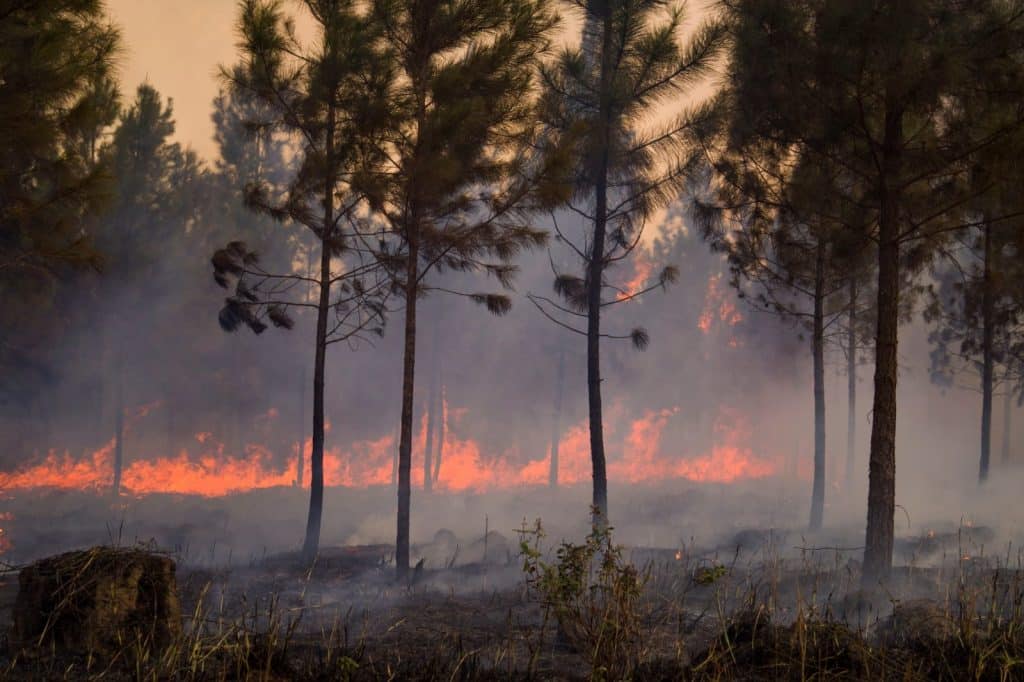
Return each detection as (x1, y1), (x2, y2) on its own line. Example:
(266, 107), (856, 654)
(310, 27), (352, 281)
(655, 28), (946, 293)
(587, 186), (608, 524)
(587, 7), (613, 527)
(810, 237), (826, 531)
(862, 98), (902, 587)
(396, 232), (419, 580)
(846, 279), (857, 492)
(391, 429), (399, 486)
(980, 222), (994, 484)
(550, 349), (565, 488)
(301, 107), (336, 565)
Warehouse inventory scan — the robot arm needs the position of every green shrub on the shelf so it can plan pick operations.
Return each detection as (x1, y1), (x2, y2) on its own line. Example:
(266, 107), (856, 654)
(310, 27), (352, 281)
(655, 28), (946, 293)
(519, 517), (650, 681)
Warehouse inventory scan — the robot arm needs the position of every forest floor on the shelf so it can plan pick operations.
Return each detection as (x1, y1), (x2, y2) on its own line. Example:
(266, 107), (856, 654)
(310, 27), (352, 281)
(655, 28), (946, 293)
(0, 521), (1022, 679)
(0, 484), (1021, 678)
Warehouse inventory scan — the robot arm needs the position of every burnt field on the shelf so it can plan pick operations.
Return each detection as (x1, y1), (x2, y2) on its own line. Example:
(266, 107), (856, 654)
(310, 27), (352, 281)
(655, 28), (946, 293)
(0, 482), (1022, 680)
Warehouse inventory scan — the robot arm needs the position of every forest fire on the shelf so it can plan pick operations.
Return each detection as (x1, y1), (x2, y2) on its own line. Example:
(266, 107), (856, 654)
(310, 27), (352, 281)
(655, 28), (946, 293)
(0, 402), (779, 499)
(4, 0), (1023, 677)
(623, 253), (655, 296)
(698, 273), (744, 342)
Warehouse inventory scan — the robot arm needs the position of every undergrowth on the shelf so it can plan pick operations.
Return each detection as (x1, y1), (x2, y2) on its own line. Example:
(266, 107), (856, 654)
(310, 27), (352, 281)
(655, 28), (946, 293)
(4, 524), (1024, 680)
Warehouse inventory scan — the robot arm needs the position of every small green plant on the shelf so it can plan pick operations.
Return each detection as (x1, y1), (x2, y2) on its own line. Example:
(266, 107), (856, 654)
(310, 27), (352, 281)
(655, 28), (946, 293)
(694, 563), (728, 586)
(519, 515), (650, 681)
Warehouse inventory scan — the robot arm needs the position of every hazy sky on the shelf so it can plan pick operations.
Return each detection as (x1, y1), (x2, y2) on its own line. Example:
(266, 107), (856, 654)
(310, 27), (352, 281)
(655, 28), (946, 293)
(108, 0), (241, 160)
(106, 2), (709, 162)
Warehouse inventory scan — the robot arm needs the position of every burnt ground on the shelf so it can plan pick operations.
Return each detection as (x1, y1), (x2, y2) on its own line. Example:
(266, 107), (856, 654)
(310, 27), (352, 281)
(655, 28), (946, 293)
(0, 485), (1022, 678)
(0, 522), (1021, 679)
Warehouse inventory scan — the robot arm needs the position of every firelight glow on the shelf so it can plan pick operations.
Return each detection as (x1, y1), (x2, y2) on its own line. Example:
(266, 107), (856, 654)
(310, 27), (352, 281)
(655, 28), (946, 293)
(0, 400), (779, 498)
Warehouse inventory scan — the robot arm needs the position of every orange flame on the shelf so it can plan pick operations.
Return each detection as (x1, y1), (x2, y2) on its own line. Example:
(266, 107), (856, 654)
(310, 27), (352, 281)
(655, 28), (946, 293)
(699, 274), (744, 346)
(0, 402), (778, 498)
(623, 254), (655, 297)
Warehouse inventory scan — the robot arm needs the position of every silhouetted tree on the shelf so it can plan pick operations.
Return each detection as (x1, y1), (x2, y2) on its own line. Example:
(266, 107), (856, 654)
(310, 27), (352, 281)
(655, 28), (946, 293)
(698, 142), (879, 529)
(926, 224), (1024, 482)
(365, 0), (558, 580)
(710, 0), (1024, 585)
(0, 0), (121, 402)
(214, 0), (393, 562)
(530, 0), (724, 525)
(99, 84), (208, 495)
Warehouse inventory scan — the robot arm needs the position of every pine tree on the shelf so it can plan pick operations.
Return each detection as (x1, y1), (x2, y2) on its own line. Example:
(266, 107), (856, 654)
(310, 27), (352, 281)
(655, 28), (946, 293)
(364, 0), (558, 580)
(699, 153), (869, 530)
(0, 0), (121, 401)
(530, 0), (725, 525)
(97, 84), (209, 496)
(926, 223), (1024, 482)
(214, 0), (393, 562)
(709, 0), (1024, 585)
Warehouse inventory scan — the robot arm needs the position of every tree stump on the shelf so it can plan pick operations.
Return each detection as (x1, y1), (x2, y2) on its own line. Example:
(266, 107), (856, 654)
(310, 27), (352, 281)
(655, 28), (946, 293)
(10, 546), (182, 656)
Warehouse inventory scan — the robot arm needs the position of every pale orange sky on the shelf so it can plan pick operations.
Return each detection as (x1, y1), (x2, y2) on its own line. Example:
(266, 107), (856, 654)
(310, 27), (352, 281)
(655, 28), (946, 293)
(106, 1), (712, 162)
(108, 0), (242, 160)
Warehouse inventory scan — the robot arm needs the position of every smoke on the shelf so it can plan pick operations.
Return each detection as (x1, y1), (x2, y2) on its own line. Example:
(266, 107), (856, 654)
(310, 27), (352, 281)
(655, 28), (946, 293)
(1, 140), (1023, 572)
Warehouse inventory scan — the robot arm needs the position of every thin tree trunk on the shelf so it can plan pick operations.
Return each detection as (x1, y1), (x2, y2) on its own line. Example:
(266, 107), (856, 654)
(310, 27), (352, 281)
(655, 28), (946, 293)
(862, 96), (902, 587)
(392, 428), (399, 486)
(297, 367), (305, 488)
(96, 326), (107, 447)
(433, 383), (445, 483)
(1002, 388), (1012, 464)
(396, 228), (420, 581)
(980, 221), (994, 484)
(301, 107), (335, 564)
(846, 279), (857, 492)
(550, 348), (565, 488)
(113, 356), (124, 497)
(810, 237), (826, 531)
(229, 349), (243, 455)
(586, 7), (613, 528)
(423, 321), (439, 493)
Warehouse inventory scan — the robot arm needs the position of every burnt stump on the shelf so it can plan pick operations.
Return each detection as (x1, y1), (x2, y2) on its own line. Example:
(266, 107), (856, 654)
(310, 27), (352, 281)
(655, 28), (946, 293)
(10, 546), (182, 656)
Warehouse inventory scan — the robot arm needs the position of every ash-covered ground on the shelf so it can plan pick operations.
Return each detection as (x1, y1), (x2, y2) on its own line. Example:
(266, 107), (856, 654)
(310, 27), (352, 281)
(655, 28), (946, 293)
(1, 478), (1023, 679)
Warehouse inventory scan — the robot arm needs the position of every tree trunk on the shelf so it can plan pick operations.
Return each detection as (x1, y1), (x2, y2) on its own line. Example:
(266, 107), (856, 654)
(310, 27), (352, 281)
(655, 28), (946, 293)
(846, 278), (857, 492)
(810, 237), (826, 531)
(550, 348), (566, 488)
(391, 428), (399, 486)
(862, 97), (902, 587)
(396, 229), (419, 581)
(433, 383), (445, 483)
(586, 7), (613, 528)
(112, 358), (124, 497)
(301, 108), (336, 565)
(297, 367), (305, 488)
(980, 221), (994, 484)
(1002, 388), (1012, 464)
(423, 321), (440, 493)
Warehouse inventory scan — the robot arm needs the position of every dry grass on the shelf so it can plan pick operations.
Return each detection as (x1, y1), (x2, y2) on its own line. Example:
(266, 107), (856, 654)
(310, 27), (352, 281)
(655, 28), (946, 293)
(3, 523), (1024, 680)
